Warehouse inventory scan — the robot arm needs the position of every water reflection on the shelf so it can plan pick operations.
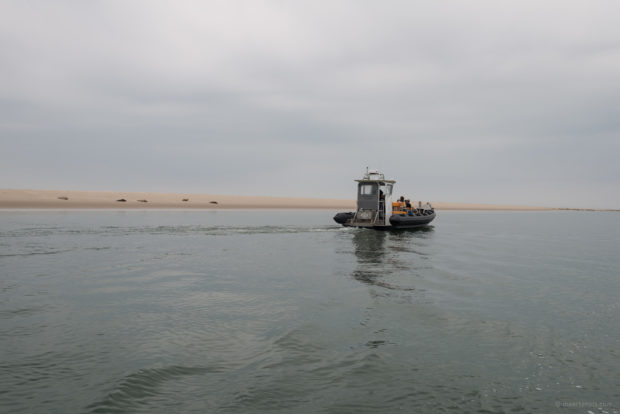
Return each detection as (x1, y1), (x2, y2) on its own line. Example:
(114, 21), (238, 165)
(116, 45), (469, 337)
(350, 227), (434, 291)
(352, 230), (387, 264)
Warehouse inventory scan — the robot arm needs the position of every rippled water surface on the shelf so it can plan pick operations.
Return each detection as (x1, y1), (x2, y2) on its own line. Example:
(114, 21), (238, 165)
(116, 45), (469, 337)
(1, 210), (619, 413)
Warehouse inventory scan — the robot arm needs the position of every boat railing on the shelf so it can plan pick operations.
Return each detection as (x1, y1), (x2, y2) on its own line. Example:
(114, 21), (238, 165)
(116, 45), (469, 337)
(350, 209), (379, 225)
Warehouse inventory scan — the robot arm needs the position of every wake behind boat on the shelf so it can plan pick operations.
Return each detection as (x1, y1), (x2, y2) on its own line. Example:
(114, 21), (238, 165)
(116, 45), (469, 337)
(334, 169), (435, 229)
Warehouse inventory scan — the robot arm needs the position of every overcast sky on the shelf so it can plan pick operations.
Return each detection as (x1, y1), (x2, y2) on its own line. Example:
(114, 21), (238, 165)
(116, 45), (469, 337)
(1, 1), (619, 208)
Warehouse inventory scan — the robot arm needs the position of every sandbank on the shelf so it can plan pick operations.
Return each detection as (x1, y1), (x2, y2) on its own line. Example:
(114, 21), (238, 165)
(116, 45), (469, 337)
(0, 189), (555, 211)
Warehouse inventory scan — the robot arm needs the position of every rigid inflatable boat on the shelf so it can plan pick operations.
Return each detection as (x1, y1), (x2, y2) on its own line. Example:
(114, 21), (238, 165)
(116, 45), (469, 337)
(334, 169), (436, 229)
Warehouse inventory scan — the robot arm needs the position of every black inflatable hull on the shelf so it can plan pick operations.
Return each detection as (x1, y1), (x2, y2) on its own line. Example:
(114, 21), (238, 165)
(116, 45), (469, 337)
(333, 212), (355, 224)
(334, 211), (435, 229)
(389, 212), (435, 228)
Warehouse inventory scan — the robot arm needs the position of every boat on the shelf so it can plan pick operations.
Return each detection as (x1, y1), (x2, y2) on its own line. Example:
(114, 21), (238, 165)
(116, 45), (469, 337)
(334, 168), (436, 229)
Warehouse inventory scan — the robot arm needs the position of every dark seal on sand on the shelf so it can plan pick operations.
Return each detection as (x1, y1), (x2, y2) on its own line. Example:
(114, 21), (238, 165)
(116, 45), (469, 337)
(116, 199), (127, 202)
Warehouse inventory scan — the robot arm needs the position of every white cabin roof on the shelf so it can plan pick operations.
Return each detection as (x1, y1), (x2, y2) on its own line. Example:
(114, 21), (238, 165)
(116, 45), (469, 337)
(355, 169), (396, 184)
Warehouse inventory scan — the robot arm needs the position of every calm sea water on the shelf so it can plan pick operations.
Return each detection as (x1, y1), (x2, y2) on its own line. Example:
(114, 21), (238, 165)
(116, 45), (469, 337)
(1, 210), (618, 413)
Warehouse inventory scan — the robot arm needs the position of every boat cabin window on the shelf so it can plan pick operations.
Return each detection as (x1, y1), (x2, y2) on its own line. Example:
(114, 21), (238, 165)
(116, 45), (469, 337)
(359, 184), (376, 195)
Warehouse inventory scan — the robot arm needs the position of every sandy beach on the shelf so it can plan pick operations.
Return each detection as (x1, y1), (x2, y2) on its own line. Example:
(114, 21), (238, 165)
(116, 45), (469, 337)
(0, 189), (553, 210)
